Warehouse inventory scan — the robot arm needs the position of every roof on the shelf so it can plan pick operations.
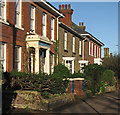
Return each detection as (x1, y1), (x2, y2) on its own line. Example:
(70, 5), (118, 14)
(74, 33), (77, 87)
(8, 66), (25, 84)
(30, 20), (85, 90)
(35, 0), (64, 17)
(72, 22), (104, 46)
(59, 22), (84, 40)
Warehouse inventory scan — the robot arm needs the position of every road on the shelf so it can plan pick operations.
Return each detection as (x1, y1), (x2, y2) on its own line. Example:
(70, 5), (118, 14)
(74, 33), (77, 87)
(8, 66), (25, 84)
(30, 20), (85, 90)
(50, 90), (120, 114)
(9, 90), (120, 115)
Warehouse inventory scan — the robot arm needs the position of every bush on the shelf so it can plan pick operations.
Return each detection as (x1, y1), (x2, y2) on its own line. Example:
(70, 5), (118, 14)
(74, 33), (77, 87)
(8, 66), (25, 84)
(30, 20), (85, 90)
(2, 70), (69, 99)
(83, 64), (106, 94)
(69, 71), (86, 78)
(102, 69), (115, 86)
(53, 64), (71, 78)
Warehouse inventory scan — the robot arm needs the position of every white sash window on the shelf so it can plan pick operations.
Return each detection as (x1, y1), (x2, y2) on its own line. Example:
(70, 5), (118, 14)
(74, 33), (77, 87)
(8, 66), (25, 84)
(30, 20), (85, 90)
(15, 0), (22, 27)
(0, 0), (7, 22)
(0, 43), (6, 72)
(42, 13), (47, 37)
(30, 5), (35, 32)
(72, 37), (75, 53)
(64, 32), (67, 50)
(79, 41), (81, 55)
(51, 18), (55, 41)
(15, 46), (21, 71)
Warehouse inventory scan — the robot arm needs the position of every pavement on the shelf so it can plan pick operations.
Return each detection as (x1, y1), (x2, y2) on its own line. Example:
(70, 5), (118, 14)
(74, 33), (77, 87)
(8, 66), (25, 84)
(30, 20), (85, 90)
(5, 90), (120, 115)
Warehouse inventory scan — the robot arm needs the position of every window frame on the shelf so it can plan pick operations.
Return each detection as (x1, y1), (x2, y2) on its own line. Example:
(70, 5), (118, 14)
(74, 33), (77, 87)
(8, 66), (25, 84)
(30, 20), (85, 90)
(0, 0), (7, 22)
(15, 46), (21, 71)
(15, 0), (22, 27)
(42, 12), (47, 37)
(79, 40), (82, 55)
(0, 42), (6, 72)
(64, 32), (67, 50)
(30, 5), (35, 32)
(72, 36), (75, 53)
(51, 18), (55, 41)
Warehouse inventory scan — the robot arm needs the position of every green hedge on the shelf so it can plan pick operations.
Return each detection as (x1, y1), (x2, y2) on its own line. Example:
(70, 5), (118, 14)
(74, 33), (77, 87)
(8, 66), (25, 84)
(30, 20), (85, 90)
(2, 68), (69, 98)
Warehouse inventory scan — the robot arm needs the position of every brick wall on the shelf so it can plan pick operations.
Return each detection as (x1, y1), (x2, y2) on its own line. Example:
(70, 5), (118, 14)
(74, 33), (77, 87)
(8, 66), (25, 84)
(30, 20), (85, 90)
(58, 26), (82, 73)
(1, 2), (58, 72)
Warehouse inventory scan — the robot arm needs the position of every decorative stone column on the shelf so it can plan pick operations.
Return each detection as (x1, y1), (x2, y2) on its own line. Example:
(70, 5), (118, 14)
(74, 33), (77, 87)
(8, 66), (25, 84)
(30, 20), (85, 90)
(35, 47), (40, 73)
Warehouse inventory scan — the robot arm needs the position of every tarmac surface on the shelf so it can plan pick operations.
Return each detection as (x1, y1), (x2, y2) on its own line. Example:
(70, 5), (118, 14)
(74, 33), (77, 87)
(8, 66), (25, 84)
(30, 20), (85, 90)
(7, 90), (120, 115)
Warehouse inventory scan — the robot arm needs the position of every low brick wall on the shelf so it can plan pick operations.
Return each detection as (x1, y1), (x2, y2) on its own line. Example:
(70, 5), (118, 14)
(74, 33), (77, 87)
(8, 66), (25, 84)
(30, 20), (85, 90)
(2, 90), (74, 111)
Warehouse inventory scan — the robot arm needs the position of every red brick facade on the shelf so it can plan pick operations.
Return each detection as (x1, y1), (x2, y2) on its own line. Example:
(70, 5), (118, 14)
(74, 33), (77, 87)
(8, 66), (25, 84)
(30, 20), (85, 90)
(1, 2), (61, 73)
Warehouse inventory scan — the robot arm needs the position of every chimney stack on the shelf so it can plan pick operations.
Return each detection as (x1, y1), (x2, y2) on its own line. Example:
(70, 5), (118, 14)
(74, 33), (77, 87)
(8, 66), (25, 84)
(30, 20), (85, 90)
(79, 22), (86, 30)
(59, 4), (73, 27)
(104, 48), (109, 58)
(110, 53), (112, 58)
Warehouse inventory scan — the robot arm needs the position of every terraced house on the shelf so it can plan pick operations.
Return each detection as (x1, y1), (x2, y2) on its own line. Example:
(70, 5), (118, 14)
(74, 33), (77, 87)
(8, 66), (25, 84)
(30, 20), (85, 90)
(58, 4), (104, 73)
(0, 0), (63, 74)
(0, 1), (104, 74)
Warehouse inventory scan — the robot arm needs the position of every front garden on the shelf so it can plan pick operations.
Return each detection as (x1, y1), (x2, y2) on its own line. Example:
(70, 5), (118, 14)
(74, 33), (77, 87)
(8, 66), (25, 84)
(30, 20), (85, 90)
(1, 63), (118, 113)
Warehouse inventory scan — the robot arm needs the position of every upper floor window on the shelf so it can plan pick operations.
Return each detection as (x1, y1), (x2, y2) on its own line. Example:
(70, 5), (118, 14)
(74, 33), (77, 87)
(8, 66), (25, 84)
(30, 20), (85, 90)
(91, 42), (93, 56)
(94, 45), (96, 57)
(79, 41), (82, 55)
(97, 46), (99, 58)
(72, 37), (75, 53)
(15, 46), (21, 71)
(89, 41), (90, 56)
(51, 18), (55, 41)
(99, 47), (100, 58)
(15, 0), (22, 27)
(64, 32), (67, 50)
(42, 13), (47, 37)
(30, 5), (35, 32)
(0, 43), (6, 72)
(0, 0), (7, 22)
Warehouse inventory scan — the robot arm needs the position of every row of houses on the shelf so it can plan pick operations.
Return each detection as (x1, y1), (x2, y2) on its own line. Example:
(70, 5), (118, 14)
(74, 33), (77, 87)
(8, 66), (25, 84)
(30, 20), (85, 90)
(0, 0), (104, 74)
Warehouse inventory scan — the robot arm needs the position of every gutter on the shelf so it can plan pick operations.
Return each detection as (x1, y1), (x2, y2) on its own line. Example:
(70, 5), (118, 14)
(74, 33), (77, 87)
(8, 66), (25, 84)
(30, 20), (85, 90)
(80, 34), (104, 46)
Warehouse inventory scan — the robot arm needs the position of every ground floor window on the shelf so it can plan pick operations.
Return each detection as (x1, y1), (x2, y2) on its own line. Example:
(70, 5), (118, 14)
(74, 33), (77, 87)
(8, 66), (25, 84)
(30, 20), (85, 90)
(15, 46), (21, 71)
(29, 47), (35, 73)
(63, 57), (75, 74)
(51, 53), (54, 74)
(0, 42), (6, 72)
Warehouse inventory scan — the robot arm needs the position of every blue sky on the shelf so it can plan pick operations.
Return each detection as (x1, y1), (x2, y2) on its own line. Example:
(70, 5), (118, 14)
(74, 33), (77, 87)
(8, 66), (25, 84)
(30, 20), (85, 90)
(51, 2), (118, 57)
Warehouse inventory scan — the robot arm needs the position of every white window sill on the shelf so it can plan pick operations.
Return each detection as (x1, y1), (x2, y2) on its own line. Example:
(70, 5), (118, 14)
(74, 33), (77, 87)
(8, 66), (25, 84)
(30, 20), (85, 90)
(51, 39), (56, 42)
(30, 30), (37, 34)
(15, 25), (24, 31)
(0, 20), (9, 26)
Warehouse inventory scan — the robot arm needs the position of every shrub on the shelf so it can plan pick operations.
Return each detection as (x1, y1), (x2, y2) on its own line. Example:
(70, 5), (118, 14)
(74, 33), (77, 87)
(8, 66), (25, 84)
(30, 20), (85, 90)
(53, 63), (71, 78)
(83, 64), (106, 94)
(69, 71), (86, 78)
(2, 71), (69, 99)
(102, 69), (115, 86)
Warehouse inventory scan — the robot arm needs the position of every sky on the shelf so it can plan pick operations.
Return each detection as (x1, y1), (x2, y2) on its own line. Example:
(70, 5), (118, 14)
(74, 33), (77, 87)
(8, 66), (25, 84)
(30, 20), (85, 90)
(50, 2), (118, 57)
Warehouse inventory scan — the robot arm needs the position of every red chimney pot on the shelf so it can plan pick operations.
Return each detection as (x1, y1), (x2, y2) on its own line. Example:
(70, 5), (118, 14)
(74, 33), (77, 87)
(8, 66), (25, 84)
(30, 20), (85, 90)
(62, 4), (64, 9)
(82, 22), (84, 26)
(59, 5), (61, 10)
(65, 4), (67, 9)
(68, 4), (71, 9)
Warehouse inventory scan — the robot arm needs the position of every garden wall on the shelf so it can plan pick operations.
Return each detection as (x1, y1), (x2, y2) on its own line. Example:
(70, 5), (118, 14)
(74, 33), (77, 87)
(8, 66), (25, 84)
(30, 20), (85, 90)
(2, 90), (74, 111)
